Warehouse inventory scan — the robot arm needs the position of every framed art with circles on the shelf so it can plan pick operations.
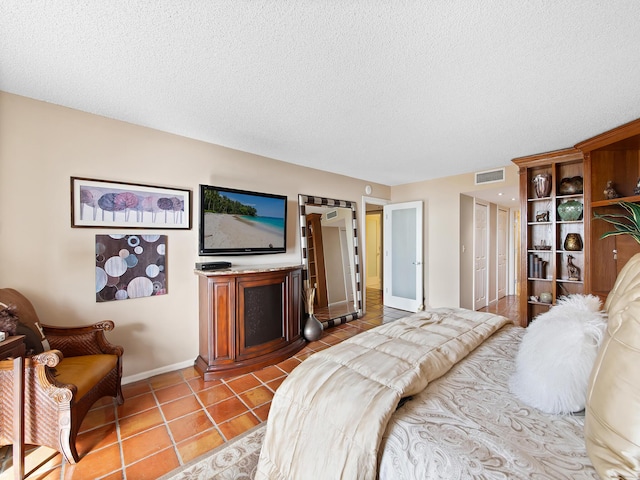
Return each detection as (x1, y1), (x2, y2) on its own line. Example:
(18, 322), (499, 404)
(95, 234), (167, 302)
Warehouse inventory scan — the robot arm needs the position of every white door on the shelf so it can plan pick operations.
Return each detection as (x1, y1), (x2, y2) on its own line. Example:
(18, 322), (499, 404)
(383, 201), (423, 312)
(366, 212), (382, 289)
(497, 207), (508, 299)
(474, 202), (488, 310)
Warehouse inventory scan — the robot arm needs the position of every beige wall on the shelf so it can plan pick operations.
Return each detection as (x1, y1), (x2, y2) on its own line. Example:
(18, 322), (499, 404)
(390, 166), (518, 308)
(0, 92), (520, 382)
(0, 92), (390, 382)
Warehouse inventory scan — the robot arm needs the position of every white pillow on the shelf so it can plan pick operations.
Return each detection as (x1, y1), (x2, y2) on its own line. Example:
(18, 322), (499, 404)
(510, 294), (606, 414)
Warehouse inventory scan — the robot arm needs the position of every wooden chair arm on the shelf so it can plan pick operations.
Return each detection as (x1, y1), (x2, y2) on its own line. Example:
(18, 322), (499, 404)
(30, 349), (63, 368)
(42, 321), (123, 358)
(28, 350), (78, 400)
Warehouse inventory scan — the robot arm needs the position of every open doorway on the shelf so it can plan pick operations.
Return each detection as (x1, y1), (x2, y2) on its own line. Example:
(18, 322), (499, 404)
(362, 196), (424, 314)
(365, 209), (383, 290)
(361, 196), (389, 314)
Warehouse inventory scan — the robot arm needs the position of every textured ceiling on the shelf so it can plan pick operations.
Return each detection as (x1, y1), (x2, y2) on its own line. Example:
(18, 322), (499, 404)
(2, 1), (640, 186)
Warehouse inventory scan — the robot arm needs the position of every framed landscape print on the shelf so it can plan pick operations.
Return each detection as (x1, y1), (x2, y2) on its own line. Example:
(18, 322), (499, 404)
(71, 177), (191, 229)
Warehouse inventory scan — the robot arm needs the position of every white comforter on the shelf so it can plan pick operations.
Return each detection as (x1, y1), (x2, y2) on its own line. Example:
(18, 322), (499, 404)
(255, 307), (510, 480)
(379, 325), (598, 479)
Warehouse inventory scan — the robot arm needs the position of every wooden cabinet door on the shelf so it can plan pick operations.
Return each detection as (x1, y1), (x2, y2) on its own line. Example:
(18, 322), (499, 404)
(236, 271), (288, 360)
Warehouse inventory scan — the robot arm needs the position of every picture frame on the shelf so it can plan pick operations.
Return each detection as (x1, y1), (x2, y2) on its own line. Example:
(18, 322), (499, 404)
(96, 234), (168, 301)
(71, 177), (192, 229)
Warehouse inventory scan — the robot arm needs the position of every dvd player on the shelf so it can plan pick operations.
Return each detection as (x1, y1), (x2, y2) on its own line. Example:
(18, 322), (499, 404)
(196, 261), (232, 271)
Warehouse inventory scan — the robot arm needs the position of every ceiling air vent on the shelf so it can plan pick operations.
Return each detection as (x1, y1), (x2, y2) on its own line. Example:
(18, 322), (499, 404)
(475, 168), (505, 185)
(326, 210), (338, 220)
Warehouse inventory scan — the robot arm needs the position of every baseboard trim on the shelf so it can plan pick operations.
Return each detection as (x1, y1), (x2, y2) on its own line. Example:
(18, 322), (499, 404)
(122, 358), (195, 385)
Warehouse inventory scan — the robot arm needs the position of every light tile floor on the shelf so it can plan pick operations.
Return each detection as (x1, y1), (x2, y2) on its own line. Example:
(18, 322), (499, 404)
(0, 291), (518, 480)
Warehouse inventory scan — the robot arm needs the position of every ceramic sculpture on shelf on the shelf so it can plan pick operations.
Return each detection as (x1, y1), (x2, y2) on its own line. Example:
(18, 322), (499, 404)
(302, 285), (323, 341)
(536, 211), (549, 222)
(567, 255), (581, 281)
(604, 180), (621, 200)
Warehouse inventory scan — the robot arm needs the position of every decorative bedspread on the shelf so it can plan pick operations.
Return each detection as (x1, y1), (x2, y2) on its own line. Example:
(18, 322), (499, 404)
(379, 325), (598, 479)
(255, 307), (510, 480)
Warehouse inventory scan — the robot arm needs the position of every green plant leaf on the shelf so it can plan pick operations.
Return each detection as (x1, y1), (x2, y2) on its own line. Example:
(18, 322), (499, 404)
(593, 201), (640, 244)
(621, 201), (640, 226)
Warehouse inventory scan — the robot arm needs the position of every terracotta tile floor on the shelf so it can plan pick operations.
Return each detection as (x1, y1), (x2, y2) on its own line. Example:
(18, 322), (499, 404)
(0, 291), (517, 480)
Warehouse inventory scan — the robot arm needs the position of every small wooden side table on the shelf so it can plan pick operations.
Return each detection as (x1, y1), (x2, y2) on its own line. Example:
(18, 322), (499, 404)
(0, 335), (26, 480)
(0, 335), (25, 359)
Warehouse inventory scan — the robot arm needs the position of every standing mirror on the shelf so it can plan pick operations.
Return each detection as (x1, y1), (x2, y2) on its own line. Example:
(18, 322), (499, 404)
(298, 194), (362, 328)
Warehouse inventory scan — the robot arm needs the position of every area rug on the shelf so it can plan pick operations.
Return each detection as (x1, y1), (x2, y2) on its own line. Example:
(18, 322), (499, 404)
(159, 424), (265, 480)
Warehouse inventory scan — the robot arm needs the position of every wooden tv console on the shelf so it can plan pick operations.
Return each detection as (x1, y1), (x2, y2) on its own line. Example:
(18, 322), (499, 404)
(194, 263), (305, 380)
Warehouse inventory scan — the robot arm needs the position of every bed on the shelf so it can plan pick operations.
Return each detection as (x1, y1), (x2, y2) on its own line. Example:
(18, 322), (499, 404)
(255, 307), (518, 479)
(378, 324), (596, 479)
(256, 254), (640, 480)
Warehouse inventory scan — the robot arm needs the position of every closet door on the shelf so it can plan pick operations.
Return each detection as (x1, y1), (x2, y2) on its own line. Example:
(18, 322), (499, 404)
(497, 206), (509, 299)
(474, 202), (488, 310)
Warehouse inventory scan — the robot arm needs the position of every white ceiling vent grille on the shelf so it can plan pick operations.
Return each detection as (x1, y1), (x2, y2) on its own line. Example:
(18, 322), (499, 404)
(475, 168), (505, 185)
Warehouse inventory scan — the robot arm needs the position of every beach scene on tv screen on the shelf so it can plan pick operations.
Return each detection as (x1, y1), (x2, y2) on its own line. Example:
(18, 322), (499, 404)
(202, 189), (285, 250)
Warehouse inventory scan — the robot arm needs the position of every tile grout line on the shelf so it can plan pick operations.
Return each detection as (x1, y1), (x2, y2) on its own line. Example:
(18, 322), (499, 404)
(107, 394), (129, 480)
(184, 372), (231, 447)
(148, 378), (182, 469)
(218, 372), (270, 431)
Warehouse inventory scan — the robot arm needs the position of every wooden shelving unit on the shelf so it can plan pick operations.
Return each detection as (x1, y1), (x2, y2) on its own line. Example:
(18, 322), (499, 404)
(513, 118), (640, 324)
(577, 118), (640, 303)
(513, 148), (585, 326)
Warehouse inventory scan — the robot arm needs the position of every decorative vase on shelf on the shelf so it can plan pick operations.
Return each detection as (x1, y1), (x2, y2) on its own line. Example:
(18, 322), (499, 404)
(563, 233), (583, 251)
(302, 285), (323, 342)
(558, 176), (583, 195)
(557, 200), (583, 221)
(533, 173), (552, 198)
(539, 292), (553, 304)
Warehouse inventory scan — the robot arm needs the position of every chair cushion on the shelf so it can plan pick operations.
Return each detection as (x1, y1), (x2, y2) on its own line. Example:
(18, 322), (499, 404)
(54, 354), (118, 400)
(585, 252), (640, 478)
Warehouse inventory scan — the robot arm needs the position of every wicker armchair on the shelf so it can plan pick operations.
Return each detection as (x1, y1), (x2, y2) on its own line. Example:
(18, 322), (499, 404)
(0, 288), (124, 464)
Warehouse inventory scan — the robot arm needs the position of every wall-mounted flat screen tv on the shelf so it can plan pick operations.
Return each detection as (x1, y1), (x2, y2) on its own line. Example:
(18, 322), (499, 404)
(199, 184), (287, 255)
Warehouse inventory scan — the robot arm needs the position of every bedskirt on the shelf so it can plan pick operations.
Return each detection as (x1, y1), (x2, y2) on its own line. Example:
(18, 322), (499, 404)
(378, 325), (598, 479)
